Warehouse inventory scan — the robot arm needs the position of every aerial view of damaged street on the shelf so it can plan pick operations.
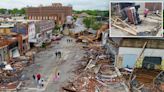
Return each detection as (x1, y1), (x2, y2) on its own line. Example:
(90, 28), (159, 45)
(0, 0), (164, 92)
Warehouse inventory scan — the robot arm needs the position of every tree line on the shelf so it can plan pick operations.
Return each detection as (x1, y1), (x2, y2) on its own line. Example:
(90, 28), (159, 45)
(0, 8), (25, 15)
(73, 10), (109, 17)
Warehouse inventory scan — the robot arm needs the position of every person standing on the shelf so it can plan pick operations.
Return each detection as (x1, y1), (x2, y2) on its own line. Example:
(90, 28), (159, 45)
(53, 68), (60, 82)
(38, 78), (44, 87)
(144, 9), (149, 18)
(59, 51), (61, 58)
(36, 73), (41, 85)
(32, 74), (37, 85)
(55, 51), (58, 57)
(32, 74), (35, 80)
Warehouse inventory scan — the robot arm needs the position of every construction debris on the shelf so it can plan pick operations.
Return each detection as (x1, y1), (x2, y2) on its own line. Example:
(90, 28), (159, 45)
(63, 29), (164, 92)
(75, 24), (109, 43)
(0, 52), (35, 90)
(111, 17), (137, 35)
(62, 27), (130, 92)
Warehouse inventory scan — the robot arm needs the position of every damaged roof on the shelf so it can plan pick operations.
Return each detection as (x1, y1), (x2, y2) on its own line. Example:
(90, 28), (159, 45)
(120, 38), (164, 49)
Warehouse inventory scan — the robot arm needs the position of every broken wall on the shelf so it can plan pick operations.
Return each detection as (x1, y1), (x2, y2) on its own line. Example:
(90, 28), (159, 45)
(116, 47), (164, 70)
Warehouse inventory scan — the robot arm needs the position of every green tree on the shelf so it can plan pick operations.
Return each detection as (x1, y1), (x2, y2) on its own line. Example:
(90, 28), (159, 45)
(53, 25), (61, 34)
(19, 8), (25, 14)
(0, 8), (25, 15)
(83, 17), (102, 30)
(91, 22), (102, 30)
(0, 8), (7, 14)
(83, 17), (93, 28)
(11, 8), (18, 14)
(73, 10), (109, 17)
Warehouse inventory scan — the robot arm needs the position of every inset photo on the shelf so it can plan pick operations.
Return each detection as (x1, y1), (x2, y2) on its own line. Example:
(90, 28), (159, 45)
(110, 1), (163, 37)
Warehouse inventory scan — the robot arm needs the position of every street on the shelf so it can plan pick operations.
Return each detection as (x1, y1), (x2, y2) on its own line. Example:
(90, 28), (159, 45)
(71, 17), (87, 33)
(21, 36), (85, 92)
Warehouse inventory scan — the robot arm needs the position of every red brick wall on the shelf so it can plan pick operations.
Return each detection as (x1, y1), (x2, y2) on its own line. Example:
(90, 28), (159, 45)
(26, 5), (72, 25)
(145, 3), (162, 11)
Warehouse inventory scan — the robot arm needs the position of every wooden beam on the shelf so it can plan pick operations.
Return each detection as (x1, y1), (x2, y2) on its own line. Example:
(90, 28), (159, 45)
(112, 23), (137, 35)
(128, 41), (148, 89)
(117, 18), (137, 33)
(112, 18), (138, 35)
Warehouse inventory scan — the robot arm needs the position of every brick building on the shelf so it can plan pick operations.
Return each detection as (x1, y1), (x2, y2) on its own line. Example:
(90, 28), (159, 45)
(26, 3), (72, 25)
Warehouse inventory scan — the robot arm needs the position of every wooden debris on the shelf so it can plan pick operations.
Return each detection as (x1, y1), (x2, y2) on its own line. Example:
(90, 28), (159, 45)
(77, 24), (109, 43)
(111, 17), (137, 35)
(129, 41), (148, 83)
(62, 87), (77, 92)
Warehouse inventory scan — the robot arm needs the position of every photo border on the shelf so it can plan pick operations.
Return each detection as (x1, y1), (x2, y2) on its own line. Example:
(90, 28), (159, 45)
(109, 0), (163, 38)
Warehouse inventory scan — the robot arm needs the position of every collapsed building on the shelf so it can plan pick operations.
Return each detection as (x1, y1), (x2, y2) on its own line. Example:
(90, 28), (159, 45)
(115, 38), (164, 92)
(116, 38), (164, 70)
(64, 26), (164, 91)
(62, 23), (131, 92)
(0, 19), (55, 91)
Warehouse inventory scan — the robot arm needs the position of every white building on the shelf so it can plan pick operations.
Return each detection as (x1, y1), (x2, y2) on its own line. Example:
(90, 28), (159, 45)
(115, 38), (164, 70)
(28, 20), (55, 47)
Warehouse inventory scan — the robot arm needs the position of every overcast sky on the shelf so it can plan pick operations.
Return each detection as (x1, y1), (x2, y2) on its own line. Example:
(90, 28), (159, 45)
(0, 0), (109, 10)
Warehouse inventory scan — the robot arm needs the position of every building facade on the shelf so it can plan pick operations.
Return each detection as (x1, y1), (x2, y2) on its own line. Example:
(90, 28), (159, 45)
(28, 20), (55, 47)
(26, 3), (72, 25)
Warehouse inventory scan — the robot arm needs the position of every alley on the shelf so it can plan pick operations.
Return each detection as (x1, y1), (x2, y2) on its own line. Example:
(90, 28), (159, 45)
(21, 36), (85, 92)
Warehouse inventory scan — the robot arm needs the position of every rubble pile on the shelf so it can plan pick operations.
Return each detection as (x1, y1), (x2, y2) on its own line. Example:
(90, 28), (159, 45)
(0, 53), (34, 90)
(63, 23), (164, 92)
(63, 44), (128, 92)
(62, 38), (129, 92)
(128, 68), (164, 92)
(154, 71), (164, 92)
(73, 24), (109, 43)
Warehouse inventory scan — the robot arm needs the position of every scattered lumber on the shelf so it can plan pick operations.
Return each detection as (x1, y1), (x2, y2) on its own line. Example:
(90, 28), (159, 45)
(111, 17), (137, 35)
(128, 41), (148, 83)
(77, 24), (109, 43)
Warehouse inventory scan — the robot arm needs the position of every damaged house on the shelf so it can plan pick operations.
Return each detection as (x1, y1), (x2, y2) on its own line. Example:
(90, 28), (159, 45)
(115, 38), (164, 91)
(11, 23), (30, 54)
(3, 34), (21, 59)
(115, 38), (164, 70)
